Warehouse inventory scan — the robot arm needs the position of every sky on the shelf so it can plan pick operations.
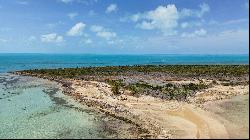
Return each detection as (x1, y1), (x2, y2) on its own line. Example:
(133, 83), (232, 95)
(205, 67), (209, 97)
(0, 0), (249, 54)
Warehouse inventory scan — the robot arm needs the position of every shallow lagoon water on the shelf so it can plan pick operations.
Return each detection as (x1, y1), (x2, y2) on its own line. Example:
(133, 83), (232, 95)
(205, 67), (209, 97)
(0, 73), (110, 139)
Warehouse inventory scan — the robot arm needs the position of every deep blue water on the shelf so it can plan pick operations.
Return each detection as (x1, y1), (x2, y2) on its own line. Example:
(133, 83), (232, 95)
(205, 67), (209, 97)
(0, 53), (249, 73)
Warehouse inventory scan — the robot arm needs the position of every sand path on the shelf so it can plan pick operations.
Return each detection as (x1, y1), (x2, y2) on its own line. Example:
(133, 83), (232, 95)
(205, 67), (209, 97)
(69, 80), (248, 138)
(124, 97), (229, 138)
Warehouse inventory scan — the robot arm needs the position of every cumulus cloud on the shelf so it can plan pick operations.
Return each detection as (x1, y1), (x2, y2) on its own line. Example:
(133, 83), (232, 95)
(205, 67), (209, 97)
(136, 21), (155, 30)
(41, 33), (64, 43)
(68, 12), (78, 19)
(67, 22), (86, 36)
(91, 25), (116, 40)
(132, 5), (179, 35)
(106, 4), (118, 13)
(181, 29), (207, 38)
(130, 3), (210, 35)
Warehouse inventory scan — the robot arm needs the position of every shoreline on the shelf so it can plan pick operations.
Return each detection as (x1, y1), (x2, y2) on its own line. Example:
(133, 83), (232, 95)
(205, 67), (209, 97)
(13, 73), (153, 138)
(13, 65), (249, 138)
(0, 73), (145, 139)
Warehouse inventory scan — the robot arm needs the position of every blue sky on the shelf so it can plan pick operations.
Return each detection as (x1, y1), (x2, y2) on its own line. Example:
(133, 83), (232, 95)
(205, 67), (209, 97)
(0, 0), (249, 54)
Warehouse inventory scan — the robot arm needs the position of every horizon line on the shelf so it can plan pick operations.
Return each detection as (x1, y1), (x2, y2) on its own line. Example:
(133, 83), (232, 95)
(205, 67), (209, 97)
(0, 53), (249, 55)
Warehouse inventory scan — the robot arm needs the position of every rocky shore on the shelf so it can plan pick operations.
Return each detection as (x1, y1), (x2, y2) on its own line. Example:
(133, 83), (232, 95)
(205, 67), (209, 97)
(13, 66), (249, 138)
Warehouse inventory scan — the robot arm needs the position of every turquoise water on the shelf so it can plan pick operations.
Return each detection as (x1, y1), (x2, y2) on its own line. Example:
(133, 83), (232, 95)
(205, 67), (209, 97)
(0, 54), (248, 73)
(0, 73), (118, 139)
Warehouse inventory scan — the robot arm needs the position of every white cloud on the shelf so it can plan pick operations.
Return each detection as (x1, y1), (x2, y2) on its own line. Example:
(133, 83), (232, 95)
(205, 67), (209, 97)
(68, 12), (78, 19)
(90, 25), (104, 32)
(198, 3), (210, 17)
(79, 33), (93, 45)
(67, 22), (86, 36)
(136, 21), (154, 30)
(46, 21), (64, 29)
(106, 4), (118, 13)
(130, 3), (210, 35)
(107, 39), (124, 45)
(132, 5), (179, 35)
(130, 13), (141, 22)
(91, 25), (117, 40)
(181, 29), (207, 38)
(96, 31), (116, 40)
(41, 33), (64, 43)
(180, 21), (202, 28)
(180, 3), (210, 18)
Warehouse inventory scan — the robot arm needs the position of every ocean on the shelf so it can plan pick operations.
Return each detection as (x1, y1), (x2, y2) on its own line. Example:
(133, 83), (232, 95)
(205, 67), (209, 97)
(0, 54), (248, 73)
(0, 53), (249, 138)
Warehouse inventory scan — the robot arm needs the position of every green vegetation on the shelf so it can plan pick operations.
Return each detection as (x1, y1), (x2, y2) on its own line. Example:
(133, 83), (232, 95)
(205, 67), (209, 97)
(182, 83), (207, 91)
(16, 65), (249, 101)
(20, 65), (249, 78)
(105, 80), (208, 101)
(106, 79), (124, 95)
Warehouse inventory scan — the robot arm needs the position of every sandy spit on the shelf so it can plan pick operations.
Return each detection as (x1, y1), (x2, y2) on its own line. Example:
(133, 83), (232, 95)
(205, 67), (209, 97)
(60, 79), (248, 139)
(14, 72), (249, 139)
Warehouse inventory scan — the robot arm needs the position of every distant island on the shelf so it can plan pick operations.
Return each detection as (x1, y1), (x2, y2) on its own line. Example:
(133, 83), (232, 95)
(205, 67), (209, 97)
(14, 65), (249, 139)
